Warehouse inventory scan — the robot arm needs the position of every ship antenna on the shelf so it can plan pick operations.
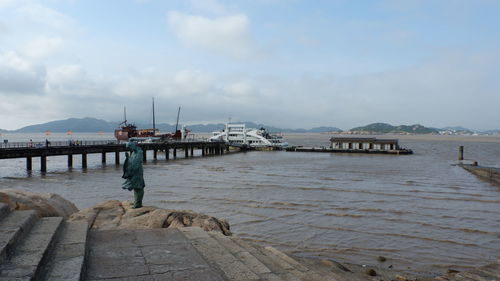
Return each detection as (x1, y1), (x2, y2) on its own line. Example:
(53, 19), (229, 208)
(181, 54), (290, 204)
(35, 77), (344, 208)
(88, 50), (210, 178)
(152, 97), (156, 130)
(175, 106), (181, 131)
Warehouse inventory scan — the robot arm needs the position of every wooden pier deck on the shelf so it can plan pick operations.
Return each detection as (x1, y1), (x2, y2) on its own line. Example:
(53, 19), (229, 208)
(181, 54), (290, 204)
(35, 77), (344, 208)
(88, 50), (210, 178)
(0, 140), (228, 172)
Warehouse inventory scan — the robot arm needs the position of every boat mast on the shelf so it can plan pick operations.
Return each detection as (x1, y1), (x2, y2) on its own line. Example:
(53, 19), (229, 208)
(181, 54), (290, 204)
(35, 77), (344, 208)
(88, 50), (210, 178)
(119, 106), (127, 126)
(175, 106), (181, 132)
(152, 97), (156, 131)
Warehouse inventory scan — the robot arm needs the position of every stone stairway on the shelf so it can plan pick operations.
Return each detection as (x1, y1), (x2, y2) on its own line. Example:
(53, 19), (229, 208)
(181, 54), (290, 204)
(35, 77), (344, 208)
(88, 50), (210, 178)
(2, 201), (498, 281)
(180, 227), (355, 281)
(0, 202), (88, 281)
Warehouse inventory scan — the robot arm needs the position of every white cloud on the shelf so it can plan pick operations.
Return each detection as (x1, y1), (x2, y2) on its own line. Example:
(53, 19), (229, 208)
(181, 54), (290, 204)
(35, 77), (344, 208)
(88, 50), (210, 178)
(0, 51), (46, 94)
(167, 11), (256, 58)
(24, 36), (65, 58)
(16, 2), (73, 31)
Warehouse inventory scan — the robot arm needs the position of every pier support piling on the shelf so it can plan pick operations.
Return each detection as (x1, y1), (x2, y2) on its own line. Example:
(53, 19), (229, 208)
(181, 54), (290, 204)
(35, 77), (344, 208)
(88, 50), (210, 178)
(101, 152), (106, 164)
(143, 150), (147, 162)
(190, 146), (194, 157)
(82, 153), (87, 169)
(68, 154), (73, 168)
(166, 148), (170, 160)
(173, 148), (177, 159)
(41, 156), (47, 172)
(26, 156), (32, 171)
(185, 146), (189, 158)
(459, 146), (464, 161)
(153, 149), (157, 160)
(115, 151), (120, 165)
(202, 146), (205, 156)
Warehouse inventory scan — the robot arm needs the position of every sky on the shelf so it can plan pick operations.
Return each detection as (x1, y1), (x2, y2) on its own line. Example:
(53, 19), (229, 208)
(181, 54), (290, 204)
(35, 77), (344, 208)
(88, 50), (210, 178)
(0, 0), (499, 131)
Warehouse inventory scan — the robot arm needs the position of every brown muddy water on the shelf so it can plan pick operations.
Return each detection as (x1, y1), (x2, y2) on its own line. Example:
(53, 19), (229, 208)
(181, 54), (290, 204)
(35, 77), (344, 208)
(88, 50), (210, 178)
(0, 132), (499, 276)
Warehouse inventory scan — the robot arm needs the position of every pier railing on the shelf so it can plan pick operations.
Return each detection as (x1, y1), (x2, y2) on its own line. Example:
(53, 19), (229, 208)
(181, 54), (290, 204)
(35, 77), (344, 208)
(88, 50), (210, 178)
(0, 140), (118, 149)
(0, 138), (212, 149)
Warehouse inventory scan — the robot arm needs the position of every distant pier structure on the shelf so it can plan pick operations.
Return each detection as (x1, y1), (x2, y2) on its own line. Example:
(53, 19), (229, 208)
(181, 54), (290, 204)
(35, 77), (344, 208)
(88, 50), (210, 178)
(286, 137), (412, 154)
(330, 137), (400, 151)
(0, 140), (227, 172)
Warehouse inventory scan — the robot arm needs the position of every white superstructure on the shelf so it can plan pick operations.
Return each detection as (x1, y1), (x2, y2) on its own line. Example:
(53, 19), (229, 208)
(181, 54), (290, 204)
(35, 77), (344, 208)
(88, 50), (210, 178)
(209, 124), (288, 148)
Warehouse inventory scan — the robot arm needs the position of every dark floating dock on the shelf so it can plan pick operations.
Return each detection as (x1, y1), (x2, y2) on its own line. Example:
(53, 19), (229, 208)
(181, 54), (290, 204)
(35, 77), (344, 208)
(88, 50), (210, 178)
(285, 147), (413, 154)
(286, 137), (413, 155)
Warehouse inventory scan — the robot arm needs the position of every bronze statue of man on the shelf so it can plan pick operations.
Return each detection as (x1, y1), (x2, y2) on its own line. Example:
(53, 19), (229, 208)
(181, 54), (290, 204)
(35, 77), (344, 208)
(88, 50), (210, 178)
(122, 142), (145, 208)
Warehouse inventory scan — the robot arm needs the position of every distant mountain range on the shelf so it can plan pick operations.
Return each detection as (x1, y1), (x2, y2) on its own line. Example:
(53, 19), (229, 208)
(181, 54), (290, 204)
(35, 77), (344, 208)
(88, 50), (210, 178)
(3, 117), (342, 134)
(1, 118), (498, 135)
(349, 123), (439, 134)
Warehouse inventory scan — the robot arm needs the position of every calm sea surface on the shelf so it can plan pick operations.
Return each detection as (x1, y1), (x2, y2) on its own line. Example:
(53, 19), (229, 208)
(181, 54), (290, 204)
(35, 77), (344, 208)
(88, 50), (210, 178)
(1, 132), (499, 276)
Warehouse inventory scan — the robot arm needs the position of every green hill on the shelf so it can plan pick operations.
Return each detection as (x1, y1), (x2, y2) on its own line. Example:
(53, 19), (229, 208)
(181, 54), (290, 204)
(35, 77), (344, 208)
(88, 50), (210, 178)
(350, 123), (438, 134)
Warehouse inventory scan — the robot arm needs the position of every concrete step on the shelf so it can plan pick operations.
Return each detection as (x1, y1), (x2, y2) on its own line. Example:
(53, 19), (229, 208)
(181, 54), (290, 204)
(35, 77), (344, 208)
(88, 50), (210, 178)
(85, 228), (227, 281)
(44, 221), (89, 281)
(260, 246), (334, 281)
(208, 232), (284, 281)
(0, 203), (9, 220)
(295, 258), (365, 281)
(0, 217), (63, 280)
(230, 237), (337, 281)
(180, 227), (261, 281)
(0, 210), (38, 264)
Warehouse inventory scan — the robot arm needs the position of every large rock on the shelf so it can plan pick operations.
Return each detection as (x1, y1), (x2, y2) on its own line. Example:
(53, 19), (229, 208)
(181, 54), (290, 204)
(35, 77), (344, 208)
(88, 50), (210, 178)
(0, 189), (78, 218)
(68, 200), (232, 235)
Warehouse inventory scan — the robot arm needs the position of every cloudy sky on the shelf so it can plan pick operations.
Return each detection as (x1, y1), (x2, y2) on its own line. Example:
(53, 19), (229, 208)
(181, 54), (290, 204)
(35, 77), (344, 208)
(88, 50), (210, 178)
(0, 0), (499, 130)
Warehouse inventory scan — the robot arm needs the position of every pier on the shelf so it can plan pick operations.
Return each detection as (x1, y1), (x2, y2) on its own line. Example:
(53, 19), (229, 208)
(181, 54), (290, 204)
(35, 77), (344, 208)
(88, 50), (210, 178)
(0, 140), (228, 172)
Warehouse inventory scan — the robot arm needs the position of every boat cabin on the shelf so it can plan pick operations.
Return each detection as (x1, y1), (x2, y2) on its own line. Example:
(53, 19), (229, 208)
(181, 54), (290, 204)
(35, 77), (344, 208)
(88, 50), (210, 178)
(330, 137), (400, 151)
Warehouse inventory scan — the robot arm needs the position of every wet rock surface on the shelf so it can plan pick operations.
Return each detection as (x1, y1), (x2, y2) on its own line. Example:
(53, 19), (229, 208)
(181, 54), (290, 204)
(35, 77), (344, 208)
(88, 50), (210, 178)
(68, 200), (232, 235)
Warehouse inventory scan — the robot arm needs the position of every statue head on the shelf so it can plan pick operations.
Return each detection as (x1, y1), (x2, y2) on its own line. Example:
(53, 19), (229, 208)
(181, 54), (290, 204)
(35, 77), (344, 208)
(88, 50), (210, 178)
(126, 141), (140, 152)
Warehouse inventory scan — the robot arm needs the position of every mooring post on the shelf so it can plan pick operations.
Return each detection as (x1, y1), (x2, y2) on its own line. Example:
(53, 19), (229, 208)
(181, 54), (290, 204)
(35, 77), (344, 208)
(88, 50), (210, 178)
(459, 146), (464, 161)
(41, 156), (47, 172)
(68, 154), (73, 168)
(26, 156), (32, 171)
(173, 148), (177, 159)
(184, 146), (189, 158)
(82, 153), (87, 169)
(102, 152), (106, 164)
(115, 151), (120, 165)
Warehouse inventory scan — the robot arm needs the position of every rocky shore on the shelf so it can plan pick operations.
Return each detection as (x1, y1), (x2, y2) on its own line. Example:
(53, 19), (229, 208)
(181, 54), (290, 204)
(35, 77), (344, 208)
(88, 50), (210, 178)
(1, 189), (497, 281)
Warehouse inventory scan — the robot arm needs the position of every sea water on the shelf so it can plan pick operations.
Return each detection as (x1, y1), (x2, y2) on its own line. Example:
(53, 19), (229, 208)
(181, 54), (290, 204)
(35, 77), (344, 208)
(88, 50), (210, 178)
(0, 132), (499, 276)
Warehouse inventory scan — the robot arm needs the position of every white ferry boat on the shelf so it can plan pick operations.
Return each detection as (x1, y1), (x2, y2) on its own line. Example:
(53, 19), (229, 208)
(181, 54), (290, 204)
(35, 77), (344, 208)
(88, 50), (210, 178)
(209, 124), (288, 149)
